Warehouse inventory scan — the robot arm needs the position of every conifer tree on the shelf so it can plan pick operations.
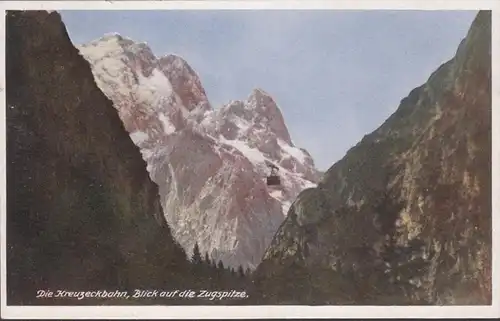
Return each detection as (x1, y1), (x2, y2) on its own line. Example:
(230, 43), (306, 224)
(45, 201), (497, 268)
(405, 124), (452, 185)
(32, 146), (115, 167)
(192, 242), (202, 265)
(238, 265), (245, 278)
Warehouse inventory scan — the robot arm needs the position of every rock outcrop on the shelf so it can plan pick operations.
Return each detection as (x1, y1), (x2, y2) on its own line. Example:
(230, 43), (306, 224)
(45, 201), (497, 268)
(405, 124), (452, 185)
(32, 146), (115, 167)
(253, 10), (491, 305)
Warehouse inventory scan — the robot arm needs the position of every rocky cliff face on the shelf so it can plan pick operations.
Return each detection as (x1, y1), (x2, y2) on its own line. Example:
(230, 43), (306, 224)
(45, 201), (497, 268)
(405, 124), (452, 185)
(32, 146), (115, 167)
(77, 36), (319, 269)
(253, 11), (491, 305)
(5, 10), (245, 305)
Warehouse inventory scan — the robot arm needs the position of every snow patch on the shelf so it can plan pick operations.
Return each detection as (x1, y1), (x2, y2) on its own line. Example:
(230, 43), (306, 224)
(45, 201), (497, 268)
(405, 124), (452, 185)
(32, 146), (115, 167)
(130, 131), (149, 145)
(158, 113), (176, 134)
(219, 136), (266, 165)
(281, 201), (292, 216)
(79, 36), (123, 61)
(140, 149), (154, 160)
(278, 139), (306, 164)
(232, 116), (251, 135)
(138, 68), (174, 98)
(303, 180), (317, 189)
(269, 189), (283, 199)
(78, 40), (133, 99)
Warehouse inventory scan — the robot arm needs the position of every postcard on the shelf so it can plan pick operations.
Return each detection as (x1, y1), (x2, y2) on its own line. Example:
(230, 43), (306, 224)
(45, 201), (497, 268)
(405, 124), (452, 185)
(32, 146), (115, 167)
(1, 0), (498, 319)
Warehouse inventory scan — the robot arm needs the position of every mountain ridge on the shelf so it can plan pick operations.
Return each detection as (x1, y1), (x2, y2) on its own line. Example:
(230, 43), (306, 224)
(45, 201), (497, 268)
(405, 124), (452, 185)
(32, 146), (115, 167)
(252, 10), (491, 305)
(77, 32), (319, 269)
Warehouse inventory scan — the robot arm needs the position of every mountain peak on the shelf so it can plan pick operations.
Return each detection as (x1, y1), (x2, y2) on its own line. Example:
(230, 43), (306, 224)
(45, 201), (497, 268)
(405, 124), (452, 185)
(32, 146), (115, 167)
(158, 53), (210, 112)
(245, 88), (292, 144)
(159, 54), (201, 86)
(159, 54), (190, 68)
(250, 87), (272, 98)
(80, 32), (153, 61)
(102, 31), (121, 38)
(88, 33), (151, 53)
(98, 32), (127, 43)
(79, 31), (318, 270)
(247, 87), (278, 109)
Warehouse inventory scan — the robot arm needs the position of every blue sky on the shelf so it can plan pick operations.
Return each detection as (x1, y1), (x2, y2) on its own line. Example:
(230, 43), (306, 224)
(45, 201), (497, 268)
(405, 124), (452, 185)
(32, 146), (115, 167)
(60, 10), (477, 170)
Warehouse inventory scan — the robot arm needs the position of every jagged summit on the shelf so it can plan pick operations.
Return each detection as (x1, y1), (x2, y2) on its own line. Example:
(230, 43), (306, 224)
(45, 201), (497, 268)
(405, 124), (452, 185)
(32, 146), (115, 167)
(85, 33), (152, 54)
(158, 53), (211, 112)
(159, 53), (192, 69)
(101, 31), (122, 39)
(92, 32), (131, 45)
(250, 87), (272, 98)
(78, 33), (319, 270)
(82, 33), (211, 115)
(248, 87), (277, 108)
(247, 88), (292, 145)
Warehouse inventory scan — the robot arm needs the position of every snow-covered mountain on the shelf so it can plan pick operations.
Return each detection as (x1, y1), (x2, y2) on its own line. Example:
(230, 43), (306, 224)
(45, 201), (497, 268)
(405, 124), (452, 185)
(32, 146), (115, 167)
(77, 33), (320, 269)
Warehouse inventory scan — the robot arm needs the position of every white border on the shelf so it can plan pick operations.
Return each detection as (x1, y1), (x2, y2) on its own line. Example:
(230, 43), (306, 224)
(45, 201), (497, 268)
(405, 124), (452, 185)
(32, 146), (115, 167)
(0, 0), (499, 11)
(0, 0), (499, 319)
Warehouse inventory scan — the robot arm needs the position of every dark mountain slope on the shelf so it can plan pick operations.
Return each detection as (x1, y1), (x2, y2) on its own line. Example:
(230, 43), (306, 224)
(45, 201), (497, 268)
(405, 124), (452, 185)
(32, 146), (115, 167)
(5, 10), (247, 305)
(252, 10), (491, 305)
